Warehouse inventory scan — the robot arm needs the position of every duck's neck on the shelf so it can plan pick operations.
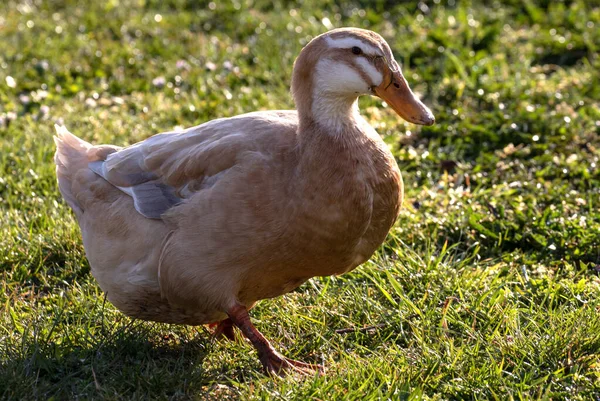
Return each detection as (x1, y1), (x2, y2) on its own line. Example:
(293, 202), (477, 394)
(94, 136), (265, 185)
(294, 85), (364, 143)
(308, 93), (361, 134)
(294, 88), (374, 172)
(294, 88), (368, 154)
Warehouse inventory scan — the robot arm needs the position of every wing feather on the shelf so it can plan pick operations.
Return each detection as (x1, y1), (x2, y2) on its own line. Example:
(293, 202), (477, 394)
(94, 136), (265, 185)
(87, 111), (298, 219)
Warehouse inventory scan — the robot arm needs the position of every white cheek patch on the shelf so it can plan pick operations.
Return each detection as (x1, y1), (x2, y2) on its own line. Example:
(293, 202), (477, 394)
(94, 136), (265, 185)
(354, 57), (383, 86)
(315, 58), (369, 94)
(325, 36), (381, 56)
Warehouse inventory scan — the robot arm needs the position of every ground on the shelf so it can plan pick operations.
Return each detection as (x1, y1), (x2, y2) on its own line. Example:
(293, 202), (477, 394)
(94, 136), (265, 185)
(0, 0), (599, 399)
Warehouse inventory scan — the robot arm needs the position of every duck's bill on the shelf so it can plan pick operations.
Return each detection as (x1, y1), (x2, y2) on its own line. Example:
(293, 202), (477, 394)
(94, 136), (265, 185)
(373, 70), (435, 126)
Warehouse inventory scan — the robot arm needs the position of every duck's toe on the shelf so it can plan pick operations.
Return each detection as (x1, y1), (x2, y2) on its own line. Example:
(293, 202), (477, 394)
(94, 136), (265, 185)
(259, 349), (323, 377)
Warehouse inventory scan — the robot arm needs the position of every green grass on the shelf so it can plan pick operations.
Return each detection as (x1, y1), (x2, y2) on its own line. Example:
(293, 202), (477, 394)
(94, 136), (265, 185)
(1, 0), (600, 399)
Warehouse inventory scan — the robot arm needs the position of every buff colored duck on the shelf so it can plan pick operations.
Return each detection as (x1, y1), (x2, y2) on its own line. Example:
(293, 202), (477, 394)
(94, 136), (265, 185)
(54, 27), (434, 375)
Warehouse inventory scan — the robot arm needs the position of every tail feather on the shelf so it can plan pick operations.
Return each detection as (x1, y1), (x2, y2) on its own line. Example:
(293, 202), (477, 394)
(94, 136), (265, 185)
(54, 124), (92, 216)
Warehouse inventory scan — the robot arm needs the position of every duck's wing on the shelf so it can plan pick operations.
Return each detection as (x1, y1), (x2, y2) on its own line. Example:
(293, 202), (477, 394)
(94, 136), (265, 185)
(89, 110), (298, 219)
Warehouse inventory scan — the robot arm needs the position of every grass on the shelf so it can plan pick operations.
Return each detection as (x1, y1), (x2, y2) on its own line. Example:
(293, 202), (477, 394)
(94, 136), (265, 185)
(1, 0), (599, 399)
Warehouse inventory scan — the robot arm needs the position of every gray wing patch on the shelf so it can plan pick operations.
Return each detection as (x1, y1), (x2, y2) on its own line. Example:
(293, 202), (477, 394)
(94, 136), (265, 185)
(129, 181), (182, 219)
(88, 160), (107, 178)
(88, 160), (182, 219)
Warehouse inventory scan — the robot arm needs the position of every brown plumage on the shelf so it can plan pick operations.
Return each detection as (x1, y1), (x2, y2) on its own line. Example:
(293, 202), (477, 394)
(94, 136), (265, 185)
(54, 27), (434, 375)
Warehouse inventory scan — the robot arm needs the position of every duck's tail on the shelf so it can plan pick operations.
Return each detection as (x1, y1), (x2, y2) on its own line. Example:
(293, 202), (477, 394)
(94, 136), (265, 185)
(54, 125), (121, 216)
(54, 124), (93, 216)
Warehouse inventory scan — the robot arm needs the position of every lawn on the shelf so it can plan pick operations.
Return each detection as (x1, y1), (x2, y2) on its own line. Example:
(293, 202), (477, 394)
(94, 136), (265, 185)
(1, 0), (599, 399)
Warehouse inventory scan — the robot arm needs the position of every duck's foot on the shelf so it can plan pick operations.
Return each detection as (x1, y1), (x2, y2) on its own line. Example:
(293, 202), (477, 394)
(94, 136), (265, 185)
(257, 348), (324, 376)
(209, 318), (237, 341)
(227, 304), (324, 376)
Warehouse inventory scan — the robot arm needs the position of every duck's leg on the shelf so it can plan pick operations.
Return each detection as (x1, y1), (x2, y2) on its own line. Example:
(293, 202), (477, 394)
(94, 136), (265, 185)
(210, 318), (237, 341)
(227, 304), (323, 376)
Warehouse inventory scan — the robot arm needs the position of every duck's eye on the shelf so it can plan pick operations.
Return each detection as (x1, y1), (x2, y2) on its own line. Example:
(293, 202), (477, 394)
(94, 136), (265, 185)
(351, 46), (362, 55)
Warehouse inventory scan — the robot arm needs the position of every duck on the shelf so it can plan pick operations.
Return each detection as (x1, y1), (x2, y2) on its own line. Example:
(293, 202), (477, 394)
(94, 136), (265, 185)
(54, 27), (434, 375)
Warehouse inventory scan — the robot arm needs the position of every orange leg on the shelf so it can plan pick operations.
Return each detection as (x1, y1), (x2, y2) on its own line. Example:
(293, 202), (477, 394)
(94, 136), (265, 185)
(227, 304), (324, 376)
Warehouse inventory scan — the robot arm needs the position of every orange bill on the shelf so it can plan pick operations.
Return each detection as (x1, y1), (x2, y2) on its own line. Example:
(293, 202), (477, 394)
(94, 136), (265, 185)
(373, 66), (435, 126)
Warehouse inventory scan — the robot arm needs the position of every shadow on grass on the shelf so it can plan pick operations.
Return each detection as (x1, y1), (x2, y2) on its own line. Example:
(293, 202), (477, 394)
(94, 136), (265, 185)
(0, 321), (240, 400)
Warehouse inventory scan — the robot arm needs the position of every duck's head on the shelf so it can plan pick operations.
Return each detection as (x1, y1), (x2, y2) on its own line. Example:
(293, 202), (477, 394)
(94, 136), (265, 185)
(292, 28), (435, 130)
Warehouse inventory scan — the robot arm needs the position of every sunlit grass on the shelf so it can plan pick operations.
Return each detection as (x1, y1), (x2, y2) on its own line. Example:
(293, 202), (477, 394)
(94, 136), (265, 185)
(1, 0), (599, 399)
